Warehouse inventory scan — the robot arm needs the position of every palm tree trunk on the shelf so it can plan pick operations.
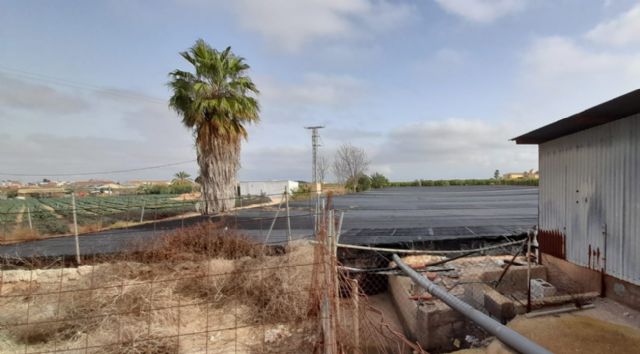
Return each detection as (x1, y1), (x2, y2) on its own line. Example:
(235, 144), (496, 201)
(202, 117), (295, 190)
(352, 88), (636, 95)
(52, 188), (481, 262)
(197, 135), (240, 214)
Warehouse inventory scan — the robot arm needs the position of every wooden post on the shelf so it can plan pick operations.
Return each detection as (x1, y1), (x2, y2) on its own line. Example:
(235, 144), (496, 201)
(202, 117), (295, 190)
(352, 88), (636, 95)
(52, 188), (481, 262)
(285, 187), (291, 243)
(351, 278), (360, 353)
(71, 193), (81, 265)
(321, 210), (337, 354)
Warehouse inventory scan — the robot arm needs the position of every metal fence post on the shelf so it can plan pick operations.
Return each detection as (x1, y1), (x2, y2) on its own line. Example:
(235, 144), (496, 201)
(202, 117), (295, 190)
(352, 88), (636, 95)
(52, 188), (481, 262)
(71, 193), (81, 265)
(27, 205), (33, 230)
(140, 200), (146, 223)
(285, 186), (291, 243)
(265, 193), (285, 246)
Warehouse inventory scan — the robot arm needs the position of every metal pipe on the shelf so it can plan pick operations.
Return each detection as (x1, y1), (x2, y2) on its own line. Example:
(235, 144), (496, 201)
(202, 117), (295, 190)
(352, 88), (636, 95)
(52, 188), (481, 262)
(392, 254), (552, 354)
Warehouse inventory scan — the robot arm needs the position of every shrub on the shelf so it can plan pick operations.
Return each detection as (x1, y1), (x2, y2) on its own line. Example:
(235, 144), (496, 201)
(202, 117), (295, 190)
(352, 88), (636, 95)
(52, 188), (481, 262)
(169, 181), (193, 194)
(291, 183), (312, 200)
(356, 175), (371, 192)
(370, 173), (389, 189)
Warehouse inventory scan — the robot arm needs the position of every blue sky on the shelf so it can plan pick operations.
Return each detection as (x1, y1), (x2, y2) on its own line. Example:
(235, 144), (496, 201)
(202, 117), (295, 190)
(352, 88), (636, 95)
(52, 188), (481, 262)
(1, 0), (639, 182)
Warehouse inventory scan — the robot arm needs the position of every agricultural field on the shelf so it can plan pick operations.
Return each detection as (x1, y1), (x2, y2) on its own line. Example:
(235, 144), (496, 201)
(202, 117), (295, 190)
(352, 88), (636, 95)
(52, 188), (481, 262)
(0, 194), (269, 242)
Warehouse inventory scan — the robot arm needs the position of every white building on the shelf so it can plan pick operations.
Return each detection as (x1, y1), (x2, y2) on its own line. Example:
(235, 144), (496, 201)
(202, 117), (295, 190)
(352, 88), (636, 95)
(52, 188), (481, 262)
(238, 180), (299, 198)
(514, 88), (640, 308)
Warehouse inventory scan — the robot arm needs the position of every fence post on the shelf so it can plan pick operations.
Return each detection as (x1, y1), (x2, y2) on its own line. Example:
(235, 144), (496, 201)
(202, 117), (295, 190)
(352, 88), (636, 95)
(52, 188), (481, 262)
(264, 193), (285, 246)
(285, 187), (291, 243)
(125, 196), (131, 229)
(351, 278), (360, 353)
(140, 200), (146, 223)
(98, 198), (103, 229)
(27, 205), (33, 230)
(71, 193), (81, 265)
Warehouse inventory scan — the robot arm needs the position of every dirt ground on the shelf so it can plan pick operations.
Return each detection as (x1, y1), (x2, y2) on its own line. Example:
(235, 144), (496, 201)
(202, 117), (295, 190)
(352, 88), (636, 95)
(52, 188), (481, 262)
(452, 297), (640, 354)
(0, 241), (317, 354)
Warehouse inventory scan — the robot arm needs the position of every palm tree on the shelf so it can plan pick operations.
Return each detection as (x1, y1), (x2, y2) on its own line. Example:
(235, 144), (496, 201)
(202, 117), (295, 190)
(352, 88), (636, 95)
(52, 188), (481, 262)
(173, 171), (191, 183)
(169, 39), (259, 213)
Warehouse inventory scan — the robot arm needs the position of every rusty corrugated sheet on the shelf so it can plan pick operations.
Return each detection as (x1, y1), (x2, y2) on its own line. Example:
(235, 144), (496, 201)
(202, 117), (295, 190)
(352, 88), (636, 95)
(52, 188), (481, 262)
(538, 112), (640, 285)
(537, 230), (565, 259)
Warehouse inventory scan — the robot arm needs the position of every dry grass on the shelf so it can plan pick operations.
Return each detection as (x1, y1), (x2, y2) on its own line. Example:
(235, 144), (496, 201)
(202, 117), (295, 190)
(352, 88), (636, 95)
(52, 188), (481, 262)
(0, 222), (315, 353)
(79, 223), (102, 234)
(124, 221), (263, 263)
(0, 227), (39, 244)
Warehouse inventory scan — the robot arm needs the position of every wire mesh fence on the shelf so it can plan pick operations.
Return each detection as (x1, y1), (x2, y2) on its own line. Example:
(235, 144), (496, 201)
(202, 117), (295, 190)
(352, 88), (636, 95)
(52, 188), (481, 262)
(0, 203), (423, 354)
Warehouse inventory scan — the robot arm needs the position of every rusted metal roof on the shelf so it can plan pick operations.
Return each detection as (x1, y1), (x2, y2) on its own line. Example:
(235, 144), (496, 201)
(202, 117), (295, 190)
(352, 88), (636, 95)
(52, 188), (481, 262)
(512, 88), (640, 144)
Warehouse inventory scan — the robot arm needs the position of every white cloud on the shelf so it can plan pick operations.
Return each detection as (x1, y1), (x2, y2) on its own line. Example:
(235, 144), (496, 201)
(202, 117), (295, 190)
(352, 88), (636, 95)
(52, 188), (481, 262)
(434, 0), (526, 23)
(586, 3), (640, 46)
(416, 48), (466, 75)
(373, 118), (537, 179)
(259, 73), (365, 108)
(227, 0), (414, 52)
(522, 36), (640, 83)
(515, 35), (640, 123)
(0, 73), (90, 114)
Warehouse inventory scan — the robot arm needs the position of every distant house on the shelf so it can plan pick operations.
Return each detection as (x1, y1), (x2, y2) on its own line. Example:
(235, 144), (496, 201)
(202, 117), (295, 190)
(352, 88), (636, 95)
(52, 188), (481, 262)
(238, 180), (299, 198)
(70, 179), (116, 189)
(128, 180), (171, 187)
(1, 180), (23, 188)
(17, 187), (66, 198)
(92, 183), (133, 195)
(503, 169), (539, 180)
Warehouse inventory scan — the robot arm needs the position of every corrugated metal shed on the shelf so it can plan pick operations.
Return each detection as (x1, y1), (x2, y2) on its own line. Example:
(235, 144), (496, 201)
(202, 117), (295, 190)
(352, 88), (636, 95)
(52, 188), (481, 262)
(538, 113), (640, 285)
(513, 89), (640, 145)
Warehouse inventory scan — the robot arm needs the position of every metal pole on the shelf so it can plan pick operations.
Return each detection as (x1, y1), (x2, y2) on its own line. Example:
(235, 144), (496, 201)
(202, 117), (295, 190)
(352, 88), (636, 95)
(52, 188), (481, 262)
(526, 231), (532, 313)
(392, 254), (552, 354)
(140, 200), (146, 223)
(265, 195), (285, 245)
(27, 205), (33, 230)
(285, 187), (291, 243)
(601, 223), (607, 297)
(71, 193), (81, 265)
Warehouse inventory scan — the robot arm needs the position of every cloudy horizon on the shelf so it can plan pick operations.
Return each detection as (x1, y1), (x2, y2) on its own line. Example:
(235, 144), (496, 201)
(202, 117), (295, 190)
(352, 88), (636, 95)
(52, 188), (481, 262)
(2, 0), (639, 183)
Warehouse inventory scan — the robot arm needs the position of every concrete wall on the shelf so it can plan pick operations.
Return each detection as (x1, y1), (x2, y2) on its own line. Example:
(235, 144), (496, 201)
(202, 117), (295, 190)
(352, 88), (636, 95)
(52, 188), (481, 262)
(539, 112), (640, 285)
(238, 180), (298, 197)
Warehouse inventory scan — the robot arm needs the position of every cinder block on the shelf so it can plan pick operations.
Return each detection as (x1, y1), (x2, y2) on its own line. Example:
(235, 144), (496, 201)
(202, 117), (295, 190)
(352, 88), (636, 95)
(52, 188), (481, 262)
(531, 278), (557, 298)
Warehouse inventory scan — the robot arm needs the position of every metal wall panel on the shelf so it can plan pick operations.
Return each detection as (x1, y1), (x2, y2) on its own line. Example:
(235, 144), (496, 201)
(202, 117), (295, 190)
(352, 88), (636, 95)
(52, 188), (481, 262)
(539, 113), (640, 285)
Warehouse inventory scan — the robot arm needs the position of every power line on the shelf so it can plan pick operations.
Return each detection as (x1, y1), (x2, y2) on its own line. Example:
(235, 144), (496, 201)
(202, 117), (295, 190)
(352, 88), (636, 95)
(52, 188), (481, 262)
(0, 65), (167, 104)
(0, 159), (197, 177)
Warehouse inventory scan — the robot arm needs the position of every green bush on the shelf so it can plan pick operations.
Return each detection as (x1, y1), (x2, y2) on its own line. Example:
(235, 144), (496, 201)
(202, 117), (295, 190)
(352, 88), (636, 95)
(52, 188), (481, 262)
(356, 175), (371, 192)
(370, 173), (389, 189)
(291, 183), (312, 200)
(388, 178), (539, 187)
(169, 182), (193, 194)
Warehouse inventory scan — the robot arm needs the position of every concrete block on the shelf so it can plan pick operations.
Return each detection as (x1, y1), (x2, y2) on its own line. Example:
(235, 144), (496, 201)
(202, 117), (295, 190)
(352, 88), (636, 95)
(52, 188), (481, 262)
(531, 278), (556, 298)
(484, 288), (515, 322)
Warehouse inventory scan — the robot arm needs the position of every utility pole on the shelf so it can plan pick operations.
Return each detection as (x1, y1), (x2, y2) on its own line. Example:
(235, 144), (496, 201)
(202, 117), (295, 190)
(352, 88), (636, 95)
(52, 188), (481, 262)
(305, 126), (324, 185)
(305, 126), (324, 233)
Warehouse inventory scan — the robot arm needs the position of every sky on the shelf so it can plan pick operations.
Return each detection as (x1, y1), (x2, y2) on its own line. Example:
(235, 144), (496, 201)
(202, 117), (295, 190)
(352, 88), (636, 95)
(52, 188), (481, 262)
(1, 0), (640, 183)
